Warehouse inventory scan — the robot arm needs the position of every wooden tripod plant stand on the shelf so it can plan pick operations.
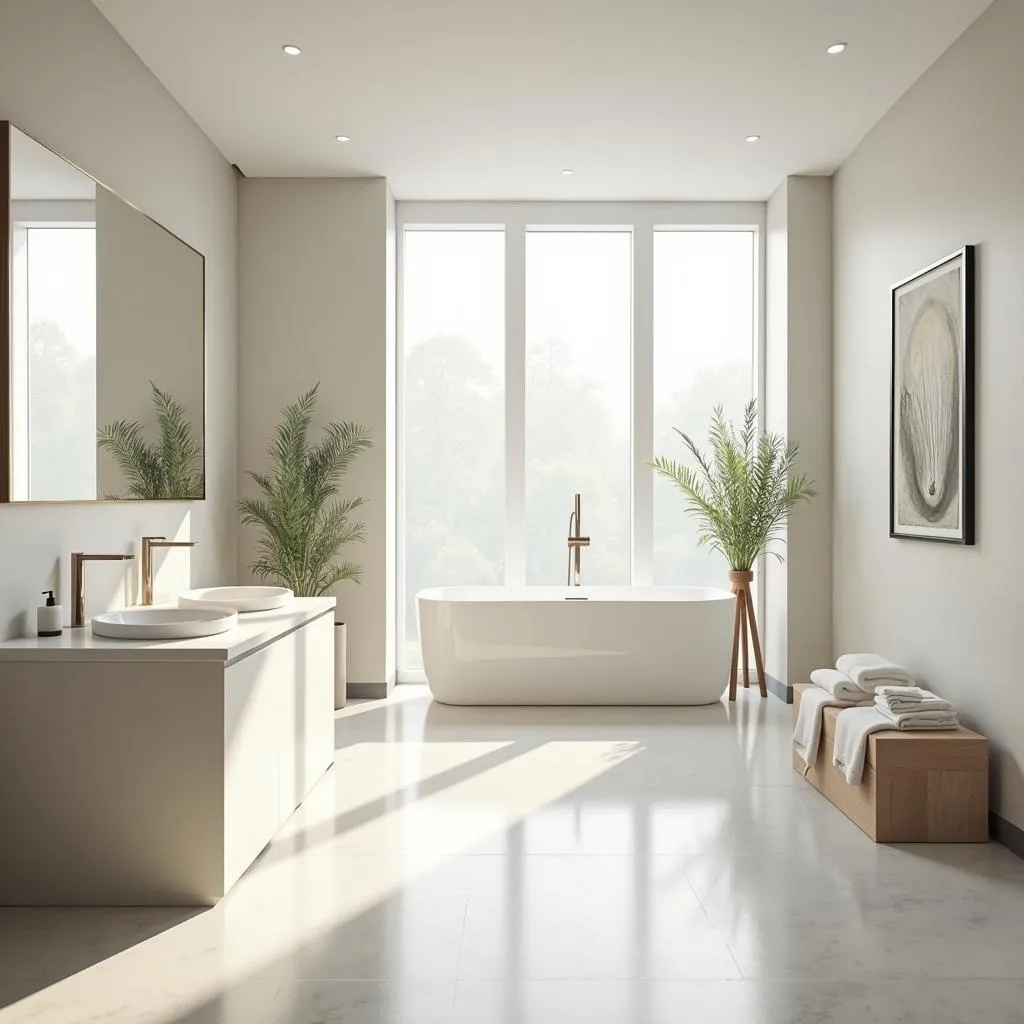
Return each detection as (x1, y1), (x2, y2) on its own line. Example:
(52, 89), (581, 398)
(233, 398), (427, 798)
(728, 569), (767, 700)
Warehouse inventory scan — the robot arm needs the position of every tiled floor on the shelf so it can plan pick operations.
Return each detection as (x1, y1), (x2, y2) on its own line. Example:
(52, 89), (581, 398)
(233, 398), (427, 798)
(3, 685), (1024, 1023)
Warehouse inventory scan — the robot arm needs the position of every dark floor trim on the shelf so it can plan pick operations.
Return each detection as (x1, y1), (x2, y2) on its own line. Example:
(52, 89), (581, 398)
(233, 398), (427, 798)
(765, 673), (793, 704)
(346, 676), (396, 700)
(991, 812), (1024, 861)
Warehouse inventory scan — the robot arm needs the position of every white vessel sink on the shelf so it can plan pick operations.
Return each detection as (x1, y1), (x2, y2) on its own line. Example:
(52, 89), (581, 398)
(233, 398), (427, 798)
(91, 607), (239, 640)
(178, 586), (294, 614)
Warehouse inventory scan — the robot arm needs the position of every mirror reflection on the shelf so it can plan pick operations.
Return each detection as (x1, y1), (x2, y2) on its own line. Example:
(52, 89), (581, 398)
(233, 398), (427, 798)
(6, 125), (205, 501)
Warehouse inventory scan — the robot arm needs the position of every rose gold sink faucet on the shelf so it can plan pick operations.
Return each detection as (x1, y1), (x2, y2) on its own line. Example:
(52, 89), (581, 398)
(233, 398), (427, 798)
(566, 493), (591, 587)
(70, 552), (136, 628)
(141, 536), (198, 605)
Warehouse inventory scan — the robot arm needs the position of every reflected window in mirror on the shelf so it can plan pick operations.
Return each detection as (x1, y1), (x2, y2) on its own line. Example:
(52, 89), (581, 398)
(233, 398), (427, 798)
(11, 221), (98, 500)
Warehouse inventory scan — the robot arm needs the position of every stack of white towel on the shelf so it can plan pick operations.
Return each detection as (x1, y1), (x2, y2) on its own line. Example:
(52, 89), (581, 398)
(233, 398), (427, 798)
(794, 653), (960, 786)
(874, 685), (958, 731)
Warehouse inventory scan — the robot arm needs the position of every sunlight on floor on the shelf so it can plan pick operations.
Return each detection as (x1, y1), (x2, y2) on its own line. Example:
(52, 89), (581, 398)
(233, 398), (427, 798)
(3, 737), (639, 1023)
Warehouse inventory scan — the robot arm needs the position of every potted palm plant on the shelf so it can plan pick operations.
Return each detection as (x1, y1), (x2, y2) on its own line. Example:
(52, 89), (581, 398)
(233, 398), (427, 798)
(238, 384), (372, 707)
(650, 399), (815, 701)
(97, 382), (204, 499)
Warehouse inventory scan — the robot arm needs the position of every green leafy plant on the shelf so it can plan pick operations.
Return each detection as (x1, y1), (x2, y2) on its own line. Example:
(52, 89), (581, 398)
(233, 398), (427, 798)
(649, 399), (815, 571)
(238, 384), (373, 597)
(97, 381), (204, 499)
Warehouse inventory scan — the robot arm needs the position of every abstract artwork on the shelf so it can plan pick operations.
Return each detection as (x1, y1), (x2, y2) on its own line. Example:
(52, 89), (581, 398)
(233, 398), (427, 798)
(890, 246), (975, 543)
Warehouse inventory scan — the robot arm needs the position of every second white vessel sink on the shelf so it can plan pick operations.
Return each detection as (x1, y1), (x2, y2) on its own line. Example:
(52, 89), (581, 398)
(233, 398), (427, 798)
(179, 586), (294, 613)
(91, 607), (239, 641)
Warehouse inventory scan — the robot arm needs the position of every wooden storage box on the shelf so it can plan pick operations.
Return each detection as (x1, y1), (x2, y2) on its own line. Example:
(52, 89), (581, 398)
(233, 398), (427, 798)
(793, 683), (988, 843)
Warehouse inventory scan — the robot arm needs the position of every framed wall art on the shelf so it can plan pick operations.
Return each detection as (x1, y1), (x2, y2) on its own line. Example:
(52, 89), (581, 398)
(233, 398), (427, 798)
(890, 245), (975, 544)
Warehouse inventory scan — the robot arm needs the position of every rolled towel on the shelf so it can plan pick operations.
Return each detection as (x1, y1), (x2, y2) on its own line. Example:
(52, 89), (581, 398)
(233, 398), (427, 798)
(875, 706), (959, 731)
(832, 706), (892, 785)
(836, 653), (914, 692)
(794, 686), (874, 770)
(810, 668), (865, 703)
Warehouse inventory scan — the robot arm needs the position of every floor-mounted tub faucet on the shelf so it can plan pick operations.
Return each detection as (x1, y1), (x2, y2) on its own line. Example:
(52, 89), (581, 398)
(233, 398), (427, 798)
(566, 493), (591, 586)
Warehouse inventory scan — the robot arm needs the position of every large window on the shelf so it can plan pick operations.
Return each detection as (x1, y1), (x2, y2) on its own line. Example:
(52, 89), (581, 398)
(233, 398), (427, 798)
(399, 206), (760, 673)
(401, 230), (505, 669)
(653, 230), (756, 585)
(525, 231), (632, 585)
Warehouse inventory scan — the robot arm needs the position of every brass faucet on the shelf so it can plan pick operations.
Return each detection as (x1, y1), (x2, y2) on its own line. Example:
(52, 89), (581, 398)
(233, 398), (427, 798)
(70, 552), (136, 628)
(141, 536), (198, 605)
(566, 493), (591, 586)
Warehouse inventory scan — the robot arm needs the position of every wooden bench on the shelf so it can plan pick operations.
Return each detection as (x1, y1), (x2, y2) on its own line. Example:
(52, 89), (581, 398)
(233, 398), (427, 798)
(793, 682), (988, 843)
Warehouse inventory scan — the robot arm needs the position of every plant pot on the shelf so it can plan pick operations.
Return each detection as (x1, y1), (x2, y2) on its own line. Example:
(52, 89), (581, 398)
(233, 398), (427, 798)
(334, 621), (347, 709)
(727, 569), (754, 592)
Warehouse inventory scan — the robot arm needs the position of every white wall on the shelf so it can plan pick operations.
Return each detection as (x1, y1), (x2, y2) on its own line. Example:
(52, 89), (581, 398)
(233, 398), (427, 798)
(0, 0), (238, 627)
(833, 0), (1024, 828)
(764, 176), (833, 691)
(238, 178), (394, 690)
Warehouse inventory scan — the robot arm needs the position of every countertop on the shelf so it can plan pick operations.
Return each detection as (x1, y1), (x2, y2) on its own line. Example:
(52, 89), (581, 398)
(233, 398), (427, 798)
(0, 597), (336, 664)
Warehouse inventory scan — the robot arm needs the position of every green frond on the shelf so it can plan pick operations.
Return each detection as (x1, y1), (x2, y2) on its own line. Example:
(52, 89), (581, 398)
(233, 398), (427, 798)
(97, 384), (204, 500)
(238, 383), (373, 597)
(649, 397), (815, 571)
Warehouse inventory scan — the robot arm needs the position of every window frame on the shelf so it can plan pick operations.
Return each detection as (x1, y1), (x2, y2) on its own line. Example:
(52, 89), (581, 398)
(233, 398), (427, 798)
(396, 202), (766, 681)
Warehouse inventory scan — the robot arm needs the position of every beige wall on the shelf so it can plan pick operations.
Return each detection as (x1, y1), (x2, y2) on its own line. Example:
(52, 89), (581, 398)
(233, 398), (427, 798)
(0, 0), (238, 627)
(95, 187), (205, 499)
(764, 176), (833, 690)
(833, 0), (1024, 827)
(238, 179), (394, 688)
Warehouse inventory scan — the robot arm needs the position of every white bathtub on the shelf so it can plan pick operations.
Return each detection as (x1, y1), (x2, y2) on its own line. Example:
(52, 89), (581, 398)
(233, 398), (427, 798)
(417, 586), (735, 706)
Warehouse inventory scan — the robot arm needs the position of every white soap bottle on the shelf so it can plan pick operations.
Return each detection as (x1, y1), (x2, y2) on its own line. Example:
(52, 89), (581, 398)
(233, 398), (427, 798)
(37, 590), (63, 638)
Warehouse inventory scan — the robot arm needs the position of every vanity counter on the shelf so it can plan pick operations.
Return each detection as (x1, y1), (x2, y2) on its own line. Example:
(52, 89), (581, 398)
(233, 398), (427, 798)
(0, 597), (336, 906)
(0, 597), (335, 663)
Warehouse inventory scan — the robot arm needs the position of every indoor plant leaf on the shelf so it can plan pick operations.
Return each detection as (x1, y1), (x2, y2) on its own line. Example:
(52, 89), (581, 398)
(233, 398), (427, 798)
(238, 383), (373, 597)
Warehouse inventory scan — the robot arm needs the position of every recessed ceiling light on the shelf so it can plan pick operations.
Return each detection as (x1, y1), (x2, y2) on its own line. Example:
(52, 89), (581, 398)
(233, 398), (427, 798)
(826, 42), (847, 55)
(561, 169), (574, 176)
(282, 44), (302, 56)
(744, 135), (760, 143)
(335, 135), (351, 143)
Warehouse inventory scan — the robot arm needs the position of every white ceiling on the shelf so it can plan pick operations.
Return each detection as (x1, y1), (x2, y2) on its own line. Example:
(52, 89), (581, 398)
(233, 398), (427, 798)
(94, 0), (992, 200)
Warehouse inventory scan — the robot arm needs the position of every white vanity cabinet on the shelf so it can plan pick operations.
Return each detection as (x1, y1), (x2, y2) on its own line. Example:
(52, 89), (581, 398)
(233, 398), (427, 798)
(0, 598), (335, 906)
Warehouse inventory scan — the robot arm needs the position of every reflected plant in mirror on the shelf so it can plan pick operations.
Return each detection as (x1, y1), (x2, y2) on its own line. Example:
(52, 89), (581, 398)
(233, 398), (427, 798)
(238, 384), (373, 597)
(97, 381), (204, 499)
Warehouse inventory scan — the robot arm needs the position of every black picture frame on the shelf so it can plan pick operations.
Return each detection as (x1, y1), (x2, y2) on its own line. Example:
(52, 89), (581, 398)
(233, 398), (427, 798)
(889, 245), (975, 544)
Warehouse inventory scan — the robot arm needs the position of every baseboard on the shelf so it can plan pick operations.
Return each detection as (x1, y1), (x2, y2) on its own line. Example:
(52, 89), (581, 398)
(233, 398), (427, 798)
(765, 673), (793, 704)
(991, 811), (1024, 861)
(346, 676), (396, 700)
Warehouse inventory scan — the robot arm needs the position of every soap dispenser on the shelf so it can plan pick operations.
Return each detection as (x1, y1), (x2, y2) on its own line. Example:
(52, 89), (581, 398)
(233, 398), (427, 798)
(37, 590), (62, 638)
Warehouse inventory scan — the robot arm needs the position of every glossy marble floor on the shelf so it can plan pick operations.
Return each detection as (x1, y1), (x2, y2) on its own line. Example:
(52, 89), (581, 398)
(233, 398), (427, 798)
(3, 686), (1024, 1023)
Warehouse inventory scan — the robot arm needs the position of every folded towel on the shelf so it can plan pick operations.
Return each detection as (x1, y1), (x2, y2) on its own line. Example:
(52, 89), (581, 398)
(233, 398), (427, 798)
(810, 668), (865, 703)
(874, 685), (934, 701)
(832, 707), (892, 784)
(875, 691), (953, 715)
(836, 653), (914, 692)
(875, 705), (959, 730)
(794, 686), (873, 770)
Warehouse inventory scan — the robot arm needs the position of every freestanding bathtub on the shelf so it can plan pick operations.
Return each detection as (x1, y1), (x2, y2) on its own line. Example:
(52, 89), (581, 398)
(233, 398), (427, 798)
(417, 586), (735, 706)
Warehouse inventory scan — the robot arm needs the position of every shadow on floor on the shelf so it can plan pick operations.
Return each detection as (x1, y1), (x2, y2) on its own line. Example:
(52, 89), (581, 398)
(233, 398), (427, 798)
(0, 906), (203, 1008)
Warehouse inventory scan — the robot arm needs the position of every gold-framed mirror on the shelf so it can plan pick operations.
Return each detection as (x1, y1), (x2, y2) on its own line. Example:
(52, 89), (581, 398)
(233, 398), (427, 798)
(0, 122), (205, 502)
